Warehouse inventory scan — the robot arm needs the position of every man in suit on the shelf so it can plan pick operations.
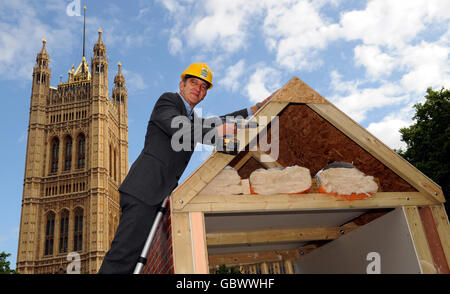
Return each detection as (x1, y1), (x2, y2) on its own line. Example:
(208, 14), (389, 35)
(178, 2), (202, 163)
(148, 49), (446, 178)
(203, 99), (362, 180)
(98, 63), (270, 274)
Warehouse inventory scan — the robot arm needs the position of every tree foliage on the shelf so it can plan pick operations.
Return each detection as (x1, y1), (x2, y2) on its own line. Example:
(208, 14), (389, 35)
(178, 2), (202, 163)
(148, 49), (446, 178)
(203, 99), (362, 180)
(0, 251), (17, 274)
(398, 87), (450, 213)
(214, 264), (242, 274)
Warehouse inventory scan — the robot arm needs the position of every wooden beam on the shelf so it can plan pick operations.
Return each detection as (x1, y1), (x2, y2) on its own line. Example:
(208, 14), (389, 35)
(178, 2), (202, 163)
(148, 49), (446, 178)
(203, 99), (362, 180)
(430, 205), (450, 268)
(171, 212), (194, 273)
(190, 212), (209, 274)
(403, 206), (437, 274)
(419, 206), (450, 273)
(232, 152), (253, 171)
(209, 249), (301, 266)
(180, 192), (435, 213)
(172, 152), (234, 210)
(308, 103), (445, 204)
(206, 225), (356, 246)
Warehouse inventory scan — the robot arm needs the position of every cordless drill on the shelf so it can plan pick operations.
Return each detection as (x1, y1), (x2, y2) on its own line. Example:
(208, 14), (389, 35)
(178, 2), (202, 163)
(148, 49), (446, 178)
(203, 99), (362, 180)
(219, 118), (258, 155)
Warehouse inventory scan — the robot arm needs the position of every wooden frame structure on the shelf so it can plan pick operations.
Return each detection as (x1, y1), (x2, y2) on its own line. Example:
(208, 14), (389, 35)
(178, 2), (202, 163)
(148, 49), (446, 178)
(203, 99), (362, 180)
(150, 77), (449, 274)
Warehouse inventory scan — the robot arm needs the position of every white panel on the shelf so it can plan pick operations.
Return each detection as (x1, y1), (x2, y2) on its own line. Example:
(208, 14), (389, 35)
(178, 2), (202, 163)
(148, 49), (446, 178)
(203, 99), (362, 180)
(294, 208), (422, 274)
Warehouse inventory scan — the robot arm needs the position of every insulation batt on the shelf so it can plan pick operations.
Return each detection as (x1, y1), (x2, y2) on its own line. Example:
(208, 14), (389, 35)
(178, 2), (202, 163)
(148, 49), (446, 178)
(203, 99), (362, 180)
(199, 168), (243, 195)
(317, 167), (378, 195)
(249, 166), (312, 195)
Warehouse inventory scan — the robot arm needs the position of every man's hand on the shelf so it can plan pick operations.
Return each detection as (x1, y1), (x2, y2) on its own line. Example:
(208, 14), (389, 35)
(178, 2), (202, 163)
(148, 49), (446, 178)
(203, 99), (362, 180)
(216, 123), (237, 137)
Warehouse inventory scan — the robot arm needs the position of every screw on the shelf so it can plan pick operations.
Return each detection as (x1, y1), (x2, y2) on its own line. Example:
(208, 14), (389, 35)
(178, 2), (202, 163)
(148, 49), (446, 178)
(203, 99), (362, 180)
(179, 200), (183, 204)
(406, 197), (410, 201)
(434, 192), (438, 197)
(300, 251), (304, 255)
(340, 230), (345, 235)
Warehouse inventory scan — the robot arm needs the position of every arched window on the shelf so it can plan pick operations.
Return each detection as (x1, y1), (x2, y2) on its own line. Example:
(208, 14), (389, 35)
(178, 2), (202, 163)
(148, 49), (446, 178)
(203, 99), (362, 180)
(109, 144), (112, 178)
(59, 210), (69, 253)
(114, 149), (117, 182)
(64, 136), (72, 171)
(50, 137), (59, 174)
(74, 208), (83, 252)
(44, 212), (55, 256)
(77, 134), (85, 169)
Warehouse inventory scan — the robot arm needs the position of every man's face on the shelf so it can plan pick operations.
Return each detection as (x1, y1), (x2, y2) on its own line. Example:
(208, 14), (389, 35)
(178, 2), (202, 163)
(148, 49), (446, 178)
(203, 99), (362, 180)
(179, 77), (209, 108)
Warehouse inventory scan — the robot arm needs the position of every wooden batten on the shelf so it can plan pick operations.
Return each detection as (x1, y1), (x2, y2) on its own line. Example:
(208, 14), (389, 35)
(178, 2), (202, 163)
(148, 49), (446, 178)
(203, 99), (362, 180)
(181, 192), (435, 213)
(419, 206), (450, 273)
(403, 206), (437, 274)
(430, 205), (450, 267)
(206, 225), (358, 246)
(190, 212), (209, 274)
(171, 211), (194, 273)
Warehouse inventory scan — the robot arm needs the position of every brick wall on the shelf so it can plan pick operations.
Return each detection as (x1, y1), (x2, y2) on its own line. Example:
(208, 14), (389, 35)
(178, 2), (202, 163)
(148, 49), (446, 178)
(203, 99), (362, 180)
(142, 201), (174, 274)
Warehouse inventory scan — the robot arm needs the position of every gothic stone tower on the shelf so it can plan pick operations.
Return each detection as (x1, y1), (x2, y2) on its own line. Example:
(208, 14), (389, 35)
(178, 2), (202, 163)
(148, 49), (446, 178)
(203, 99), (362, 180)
(16, 30), (129, 274)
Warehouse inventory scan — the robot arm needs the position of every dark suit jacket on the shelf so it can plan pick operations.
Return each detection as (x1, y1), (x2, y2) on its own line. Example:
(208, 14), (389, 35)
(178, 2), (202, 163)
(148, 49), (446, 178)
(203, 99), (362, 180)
(119, 92), (249, 206)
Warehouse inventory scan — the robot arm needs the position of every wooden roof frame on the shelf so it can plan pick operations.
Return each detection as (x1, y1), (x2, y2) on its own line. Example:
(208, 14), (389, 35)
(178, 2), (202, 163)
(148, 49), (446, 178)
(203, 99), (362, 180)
(171, 76), (445, 213)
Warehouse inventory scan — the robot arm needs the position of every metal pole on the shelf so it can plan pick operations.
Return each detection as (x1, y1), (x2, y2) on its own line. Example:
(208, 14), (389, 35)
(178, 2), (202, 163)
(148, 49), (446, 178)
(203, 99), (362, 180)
(133, 196), (170, 274)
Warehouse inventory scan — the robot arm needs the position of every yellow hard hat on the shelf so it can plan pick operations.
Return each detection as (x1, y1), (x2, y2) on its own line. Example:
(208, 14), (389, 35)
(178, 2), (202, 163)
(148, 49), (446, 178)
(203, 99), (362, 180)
(181, 63), (213, 89)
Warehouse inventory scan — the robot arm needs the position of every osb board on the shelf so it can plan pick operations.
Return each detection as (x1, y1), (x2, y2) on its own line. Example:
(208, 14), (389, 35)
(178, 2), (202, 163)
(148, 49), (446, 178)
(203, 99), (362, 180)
(237, 104), (415, 192)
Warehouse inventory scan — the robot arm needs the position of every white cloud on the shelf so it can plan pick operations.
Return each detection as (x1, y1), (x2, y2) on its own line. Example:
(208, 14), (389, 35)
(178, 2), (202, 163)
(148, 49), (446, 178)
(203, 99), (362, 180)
(399, 41), (450, 93)
(354, 45), (396, 79)
(366, 103), (415, 150)
(367, 115), (409, 150)
(245, 65), (281, 103)
(160, 0), (264, 56)
(340, 0), (432, 48)
(330, 71), (409, 123)
(263, 0), (339, 71)
(0, 0), (77, 80)
(122, 69), (147, 92)
(218, 59), (246, 92)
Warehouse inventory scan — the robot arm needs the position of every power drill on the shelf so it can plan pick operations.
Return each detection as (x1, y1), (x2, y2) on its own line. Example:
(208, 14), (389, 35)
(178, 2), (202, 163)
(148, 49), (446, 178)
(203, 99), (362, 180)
(219, 118), (258, 155)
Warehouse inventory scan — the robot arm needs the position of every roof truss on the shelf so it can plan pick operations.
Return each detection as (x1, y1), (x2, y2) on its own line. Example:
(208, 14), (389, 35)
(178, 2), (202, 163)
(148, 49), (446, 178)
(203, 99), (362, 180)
(171, 77), (445, 213)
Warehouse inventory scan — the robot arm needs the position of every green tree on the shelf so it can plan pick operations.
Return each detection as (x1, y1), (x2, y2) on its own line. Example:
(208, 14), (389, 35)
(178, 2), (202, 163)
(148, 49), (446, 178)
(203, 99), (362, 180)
(398, 87), (450, 214)
(0, 251), (17, 274)
(214, 264), (242, 274)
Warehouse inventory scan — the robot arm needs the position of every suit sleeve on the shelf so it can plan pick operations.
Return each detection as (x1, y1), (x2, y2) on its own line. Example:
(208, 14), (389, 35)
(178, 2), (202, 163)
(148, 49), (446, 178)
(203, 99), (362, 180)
(151, 93), (250, 147)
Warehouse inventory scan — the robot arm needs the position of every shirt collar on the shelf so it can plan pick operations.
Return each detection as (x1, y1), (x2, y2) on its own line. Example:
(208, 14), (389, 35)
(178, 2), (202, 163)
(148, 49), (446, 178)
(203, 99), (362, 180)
(178, 92), (194, 120)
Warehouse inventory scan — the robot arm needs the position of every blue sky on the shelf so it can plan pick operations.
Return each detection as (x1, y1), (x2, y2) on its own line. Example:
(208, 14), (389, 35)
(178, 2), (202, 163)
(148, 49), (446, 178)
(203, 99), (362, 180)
(0, 0), (449, 269)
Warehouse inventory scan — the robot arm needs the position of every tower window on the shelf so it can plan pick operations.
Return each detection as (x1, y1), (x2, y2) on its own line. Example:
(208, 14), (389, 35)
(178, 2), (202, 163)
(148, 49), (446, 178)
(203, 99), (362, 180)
(77, 134), (85, 169)
(44, 212), (55, 256)
(59, 210), (69, 253)
(113, 149), (117, 182)
(109, 145), (112, 178)
(64, 136), (72, 171)
(74, 208), (83, 252)
(50, 137), (59, 174)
